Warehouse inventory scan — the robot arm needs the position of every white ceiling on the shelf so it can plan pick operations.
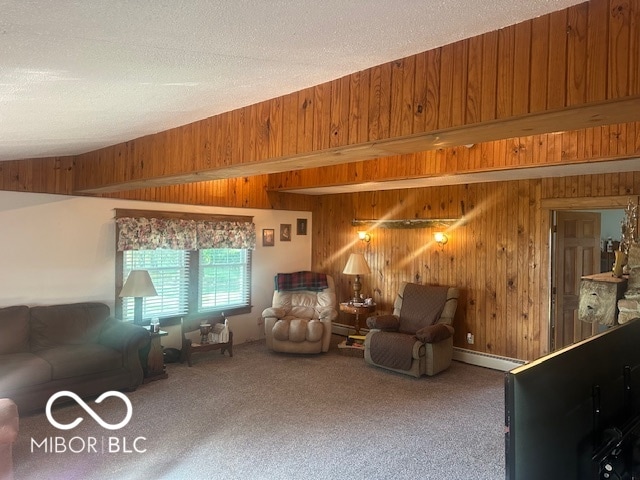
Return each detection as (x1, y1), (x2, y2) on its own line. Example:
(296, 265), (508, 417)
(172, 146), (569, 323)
(1, 0), (587, 162)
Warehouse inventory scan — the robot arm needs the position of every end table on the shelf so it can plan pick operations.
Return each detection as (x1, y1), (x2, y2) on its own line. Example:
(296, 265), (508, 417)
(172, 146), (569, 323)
(142, 328), (169, 383)
(339, 302), (376, 335)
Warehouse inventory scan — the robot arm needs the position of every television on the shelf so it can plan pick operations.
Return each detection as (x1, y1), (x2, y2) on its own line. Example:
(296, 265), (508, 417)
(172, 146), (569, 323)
(505, 319), (640, 480)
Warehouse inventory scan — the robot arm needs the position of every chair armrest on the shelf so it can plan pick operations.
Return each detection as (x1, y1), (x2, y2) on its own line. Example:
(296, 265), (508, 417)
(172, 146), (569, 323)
(318, 308), (337, 321)
(366, 314), (399, 331)
(262, 307), (286, 319)
(415, 323), (454, 343)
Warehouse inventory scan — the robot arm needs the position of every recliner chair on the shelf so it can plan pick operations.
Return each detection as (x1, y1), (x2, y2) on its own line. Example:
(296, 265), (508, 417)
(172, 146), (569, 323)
(364, 282), (459, 377)
(263, 272), (337, 354)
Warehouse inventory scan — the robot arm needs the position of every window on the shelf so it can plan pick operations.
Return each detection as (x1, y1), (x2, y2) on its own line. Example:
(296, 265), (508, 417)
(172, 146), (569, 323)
(121, 249), (190, 321)
(115, 208), (255, 322)
(199, 249), (251, 311)
(120, 248), (252, 322)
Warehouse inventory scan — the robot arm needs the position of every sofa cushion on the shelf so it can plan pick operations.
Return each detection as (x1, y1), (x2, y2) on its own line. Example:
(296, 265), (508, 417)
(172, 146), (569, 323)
(30, 303), (110, 351)
(36, 344), (122, 380)
(0, 306), (30, 355)
(0, 353), (52, 391)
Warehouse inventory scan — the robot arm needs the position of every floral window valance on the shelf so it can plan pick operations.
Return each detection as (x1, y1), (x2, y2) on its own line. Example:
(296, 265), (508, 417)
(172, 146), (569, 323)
(117, 217), (256, 251)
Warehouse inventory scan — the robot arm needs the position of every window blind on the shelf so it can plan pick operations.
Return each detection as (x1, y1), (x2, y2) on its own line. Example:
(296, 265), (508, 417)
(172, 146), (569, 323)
(199, 249), (251, 311)
(122, 249), (190, 321)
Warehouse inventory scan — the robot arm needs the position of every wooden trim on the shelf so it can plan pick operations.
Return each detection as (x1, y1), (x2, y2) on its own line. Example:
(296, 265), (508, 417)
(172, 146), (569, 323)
(114, 208), (253, 223)
(540, 195), (639, 209)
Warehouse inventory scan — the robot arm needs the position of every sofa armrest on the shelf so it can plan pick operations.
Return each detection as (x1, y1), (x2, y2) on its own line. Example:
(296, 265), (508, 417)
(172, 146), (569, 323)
(262, 307), (286, 319)
(99, 318), (150, 352)
(415, 323), (454, 343)
(366, 314), (399, 331)
(99, 319), (150, 378)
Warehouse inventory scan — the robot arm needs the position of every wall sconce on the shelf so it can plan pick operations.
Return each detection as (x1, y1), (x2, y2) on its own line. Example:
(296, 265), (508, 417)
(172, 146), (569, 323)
(434, 232), (448, 249)
(358, 231), (371, 243)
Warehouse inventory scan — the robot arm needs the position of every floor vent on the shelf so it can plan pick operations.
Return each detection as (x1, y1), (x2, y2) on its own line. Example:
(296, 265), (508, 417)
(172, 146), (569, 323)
(453, 347), (525, 372)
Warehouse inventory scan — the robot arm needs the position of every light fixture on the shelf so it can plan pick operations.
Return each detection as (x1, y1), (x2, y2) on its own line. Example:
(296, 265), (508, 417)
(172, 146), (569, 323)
(119, 270), (158, 325)
(357, 231), (371, 243)
(342, 253), (371, 303)
(434, 232), (448, 249)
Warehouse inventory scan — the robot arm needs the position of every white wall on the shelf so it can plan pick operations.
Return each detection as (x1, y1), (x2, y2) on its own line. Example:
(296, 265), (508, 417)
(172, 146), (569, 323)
(0, 190), (312, 346)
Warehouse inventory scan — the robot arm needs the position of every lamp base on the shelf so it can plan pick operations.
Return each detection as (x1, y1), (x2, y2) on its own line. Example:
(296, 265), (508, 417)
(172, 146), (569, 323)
(133, 297), (144, 325)
(352, 275), (362, 303)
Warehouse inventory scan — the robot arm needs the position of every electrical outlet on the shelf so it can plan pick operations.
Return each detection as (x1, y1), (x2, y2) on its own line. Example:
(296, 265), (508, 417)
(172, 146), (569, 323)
(466, 332), (474, 344)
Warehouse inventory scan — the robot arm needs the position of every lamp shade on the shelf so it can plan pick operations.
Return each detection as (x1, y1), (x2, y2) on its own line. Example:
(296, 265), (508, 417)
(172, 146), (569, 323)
(119, 270), (158, 298)
(342, 253), (371, 275)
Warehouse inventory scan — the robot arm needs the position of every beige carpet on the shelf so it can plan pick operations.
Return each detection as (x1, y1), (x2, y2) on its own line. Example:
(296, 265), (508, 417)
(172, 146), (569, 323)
(13, 337), (505, 480)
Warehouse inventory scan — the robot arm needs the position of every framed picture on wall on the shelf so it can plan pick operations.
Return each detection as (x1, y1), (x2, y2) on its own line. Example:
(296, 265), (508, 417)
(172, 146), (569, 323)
(262, 229), (275, 247)
(280, 224), (292, 241)
(297, 218), (307, 235)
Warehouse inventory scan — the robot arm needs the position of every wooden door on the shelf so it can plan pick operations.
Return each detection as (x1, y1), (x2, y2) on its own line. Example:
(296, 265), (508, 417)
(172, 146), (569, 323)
(552, 211), (601, 351)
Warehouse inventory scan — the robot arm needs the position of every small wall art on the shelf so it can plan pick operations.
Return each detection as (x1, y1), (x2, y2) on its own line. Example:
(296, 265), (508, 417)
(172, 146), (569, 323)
(296, 218), (307, 235)
(262, 229), (275, 247)
(280, 224), (292, 241)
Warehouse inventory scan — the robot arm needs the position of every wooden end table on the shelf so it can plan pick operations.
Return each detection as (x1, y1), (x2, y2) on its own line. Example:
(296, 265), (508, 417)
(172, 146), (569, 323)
(142, 329), (169, 383)
(339, 303), (376, 335)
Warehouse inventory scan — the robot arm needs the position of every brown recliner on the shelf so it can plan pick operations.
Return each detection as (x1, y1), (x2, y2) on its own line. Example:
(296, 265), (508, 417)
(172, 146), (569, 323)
(0, 398), (18, 480)
(364, 283), (459, 377)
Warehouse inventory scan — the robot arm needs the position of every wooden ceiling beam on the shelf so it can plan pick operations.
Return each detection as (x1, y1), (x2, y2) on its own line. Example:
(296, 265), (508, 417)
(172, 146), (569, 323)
(66, 0), (640, 194)
(74, 97), (640, 194)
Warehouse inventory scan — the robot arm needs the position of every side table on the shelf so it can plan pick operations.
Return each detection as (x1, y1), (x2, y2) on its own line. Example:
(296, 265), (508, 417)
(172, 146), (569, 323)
(142, 328), (169, 383)
(339, 303), (376, 335)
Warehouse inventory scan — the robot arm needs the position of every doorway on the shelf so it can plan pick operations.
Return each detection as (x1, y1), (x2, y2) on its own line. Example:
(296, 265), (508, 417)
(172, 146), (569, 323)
(550, 207), (625, 351)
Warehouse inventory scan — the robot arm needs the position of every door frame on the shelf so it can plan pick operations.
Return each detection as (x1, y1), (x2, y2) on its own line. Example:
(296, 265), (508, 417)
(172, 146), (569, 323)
(542, 195), (638, 354)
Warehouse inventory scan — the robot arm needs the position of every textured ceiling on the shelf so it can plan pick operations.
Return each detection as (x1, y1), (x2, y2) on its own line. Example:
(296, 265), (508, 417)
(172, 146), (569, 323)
(0, 0), (586, 162)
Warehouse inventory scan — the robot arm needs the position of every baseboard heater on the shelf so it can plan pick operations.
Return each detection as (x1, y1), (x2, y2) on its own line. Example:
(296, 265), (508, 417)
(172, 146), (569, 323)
(453, 347), (525, 372)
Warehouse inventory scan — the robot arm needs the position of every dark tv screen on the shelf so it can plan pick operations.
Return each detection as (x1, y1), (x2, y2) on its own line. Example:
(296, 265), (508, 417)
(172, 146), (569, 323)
(505, 319), (640, 480)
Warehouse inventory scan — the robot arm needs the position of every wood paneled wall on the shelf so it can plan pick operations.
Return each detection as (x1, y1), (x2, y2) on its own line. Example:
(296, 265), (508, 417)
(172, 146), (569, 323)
(69, 0), (640, 192)
(0, 157), (75, 194)
(312, 172), (640, 362)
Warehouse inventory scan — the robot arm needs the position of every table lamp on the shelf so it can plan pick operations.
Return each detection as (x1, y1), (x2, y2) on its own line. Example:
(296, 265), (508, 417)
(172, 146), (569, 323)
(342, 253), (371, 303)
(119, 270), (157, 325)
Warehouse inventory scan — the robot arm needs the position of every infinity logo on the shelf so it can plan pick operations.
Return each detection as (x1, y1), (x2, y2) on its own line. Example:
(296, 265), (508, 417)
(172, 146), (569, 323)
(46, 391), (133, 431)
